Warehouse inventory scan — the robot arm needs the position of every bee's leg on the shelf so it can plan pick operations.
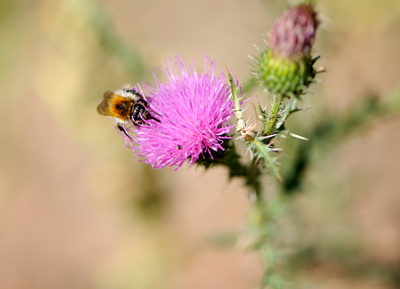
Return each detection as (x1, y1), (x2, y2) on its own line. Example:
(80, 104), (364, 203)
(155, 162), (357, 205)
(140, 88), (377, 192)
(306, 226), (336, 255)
(152, 114), (161, 123)
(150, 110), (162, 117)
(150, 110), (162, 120)
(151, 112), (161, 123)
(117, 124), (133, 139)
(142, 111), (160, 124)
(139, 112), (149, 125)
(131, 116), (142, 126)
(134, 91), (144, 99)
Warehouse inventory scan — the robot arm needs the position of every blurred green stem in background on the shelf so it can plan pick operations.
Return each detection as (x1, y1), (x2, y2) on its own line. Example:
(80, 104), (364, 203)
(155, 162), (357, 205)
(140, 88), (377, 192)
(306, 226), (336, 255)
(282, 87), (400, 195)
(72, 0), (149, 79)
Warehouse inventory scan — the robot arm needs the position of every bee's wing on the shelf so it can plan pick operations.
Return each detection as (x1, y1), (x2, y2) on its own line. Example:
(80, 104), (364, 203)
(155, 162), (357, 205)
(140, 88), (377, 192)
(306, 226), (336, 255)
(97, 102), (109, 115)
(97, 91), (114, 116)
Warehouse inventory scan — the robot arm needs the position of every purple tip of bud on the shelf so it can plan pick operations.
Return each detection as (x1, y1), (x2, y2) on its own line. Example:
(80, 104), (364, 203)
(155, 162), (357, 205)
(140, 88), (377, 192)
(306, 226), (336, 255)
(269, 3), (319, 59)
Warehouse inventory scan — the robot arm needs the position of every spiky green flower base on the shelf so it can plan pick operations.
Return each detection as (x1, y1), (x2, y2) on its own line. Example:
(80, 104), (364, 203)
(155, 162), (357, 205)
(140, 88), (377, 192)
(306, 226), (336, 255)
(256, 49), (317, 97)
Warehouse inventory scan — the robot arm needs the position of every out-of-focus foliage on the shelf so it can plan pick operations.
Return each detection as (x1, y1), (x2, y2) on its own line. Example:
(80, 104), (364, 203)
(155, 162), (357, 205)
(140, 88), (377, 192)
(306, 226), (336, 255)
(1, 0), (400, 289)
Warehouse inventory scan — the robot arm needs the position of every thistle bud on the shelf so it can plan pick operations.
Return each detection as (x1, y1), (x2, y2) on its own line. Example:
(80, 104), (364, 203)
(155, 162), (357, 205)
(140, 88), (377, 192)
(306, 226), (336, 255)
(255, 3), (319, 97)
(270, 3), (319, 59)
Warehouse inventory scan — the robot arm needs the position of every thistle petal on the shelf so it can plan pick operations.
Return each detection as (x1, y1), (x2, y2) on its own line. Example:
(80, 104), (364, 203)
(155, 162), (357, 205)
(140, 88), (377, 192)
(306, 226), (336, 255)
(125, 56), (236, 170)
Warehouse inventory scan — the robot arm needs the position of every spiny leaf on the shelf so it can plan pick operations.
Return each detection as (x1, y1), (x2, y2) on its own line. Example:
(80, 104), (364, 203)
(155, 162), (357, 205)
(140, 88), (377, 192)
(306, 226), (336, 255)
(252, 138), (282, 182)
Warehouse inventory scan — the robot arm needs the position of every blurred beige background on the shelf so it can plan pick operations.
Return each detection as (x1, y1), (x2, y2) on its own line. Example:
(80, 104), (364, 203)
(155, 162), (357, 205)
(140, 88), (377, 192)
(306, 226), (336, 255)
(1, 0), (400, 289)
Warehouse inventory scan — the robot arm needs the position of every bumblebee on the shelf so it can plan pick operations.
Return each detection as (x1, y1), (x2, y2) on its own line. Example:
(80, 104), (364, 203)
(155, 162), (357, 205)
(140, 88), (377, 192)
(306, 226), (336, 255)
(97, 88), (160, 138)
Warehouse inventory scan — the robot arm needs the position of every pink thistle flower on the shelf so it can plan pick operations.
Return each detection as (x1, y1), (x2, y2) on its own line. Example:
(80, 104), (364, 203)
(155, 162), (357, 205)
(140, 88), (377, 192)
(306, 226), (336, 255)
(125, 56), (236, 170)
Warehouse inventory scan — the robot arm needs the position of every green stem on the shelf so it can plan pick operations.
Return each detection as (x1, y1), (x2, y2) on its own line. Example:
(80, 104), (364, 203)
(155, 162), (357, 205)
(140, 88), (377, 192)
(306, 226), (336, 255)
(263, 94), (283, 136)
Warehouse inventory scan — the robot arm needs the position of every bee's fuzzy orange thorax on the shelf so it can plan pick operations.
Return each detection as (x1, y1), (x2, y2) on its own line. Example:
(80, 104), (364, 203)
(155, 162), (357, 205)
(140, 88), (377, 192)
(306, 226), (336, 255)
(108, 95), (132, 122)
